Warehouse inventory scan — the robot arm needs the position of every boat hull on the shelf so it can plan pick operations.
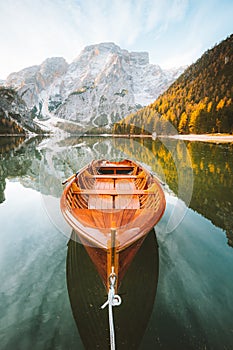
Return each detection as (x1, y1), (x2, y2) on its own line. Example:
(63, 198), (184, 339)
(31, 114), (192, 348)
(61, 159), (166, 291)
(74, 228), (146, 291)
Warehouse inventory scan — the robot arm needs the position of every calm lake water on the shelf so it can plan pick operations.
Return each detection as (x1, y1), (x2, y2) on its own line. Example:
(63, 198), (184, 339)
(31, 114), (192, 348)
(0, 135), (233, 350)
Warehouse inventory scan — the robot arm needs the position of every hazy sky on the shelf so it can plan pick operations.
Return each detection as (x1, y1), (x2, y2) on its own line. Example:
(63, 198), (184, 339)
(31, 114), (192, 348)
(0, 0), (232, 79)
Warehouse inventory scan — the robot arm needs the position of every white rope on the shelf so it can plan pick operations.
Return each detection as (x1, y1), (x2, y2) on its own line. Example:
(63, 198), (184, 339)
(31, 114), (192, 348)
(101, 274), (122, 350)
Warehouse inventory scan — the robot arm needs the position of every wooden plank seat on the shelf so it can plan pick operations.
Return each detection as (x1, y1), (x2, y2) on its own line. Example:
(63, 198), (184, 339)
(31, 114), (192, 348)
(88, 179), (114, 210)
(72, 189), (156, 195)
(86, 175), (138, 179)
(99, 165), (134, 169)
(98, 165), (135, 175)
(115, 179), (140, 209)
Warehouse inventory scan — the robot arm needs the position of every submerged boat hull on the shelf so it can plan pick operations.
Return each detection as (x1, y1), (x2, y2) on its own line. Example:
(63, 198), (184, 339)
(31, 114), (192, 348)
(66, 228), (159, 349)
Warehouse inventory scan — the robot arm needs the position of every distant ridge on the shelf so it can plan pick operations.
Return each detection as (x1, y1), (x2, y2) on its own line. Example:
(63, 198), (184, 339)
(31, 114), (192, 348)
(114, 34), (233, 135)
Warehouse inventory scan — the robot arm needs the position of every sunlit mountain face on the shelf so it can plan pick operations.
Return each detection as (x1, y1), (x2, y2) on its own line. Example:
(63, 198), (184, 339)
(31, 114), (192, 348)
(5, 43), (184, 130)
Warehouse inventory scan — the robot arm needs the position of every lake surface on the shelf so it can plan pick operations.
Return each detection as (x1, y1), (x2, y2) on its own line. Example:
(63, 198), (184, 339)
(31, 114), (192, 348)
(0, 135), (233, 349)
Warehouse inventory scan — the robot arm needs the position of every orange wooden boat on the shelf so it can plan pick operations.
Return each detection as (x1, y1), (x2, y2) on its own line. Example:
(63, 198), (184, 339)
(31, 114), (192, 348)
(60, 159), (166, 292)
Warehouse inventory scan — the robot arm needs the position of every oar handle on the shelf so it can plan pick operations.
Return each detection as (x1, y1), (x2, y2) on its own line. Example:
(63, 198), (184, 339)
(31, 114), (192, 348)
(62, 173), (76, 185)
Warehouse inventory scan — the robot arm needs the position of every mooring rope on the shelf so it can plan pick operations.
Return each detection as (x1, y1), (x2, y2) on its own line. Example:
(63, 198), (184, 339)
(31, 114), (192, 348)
(101, 273), (122, 350)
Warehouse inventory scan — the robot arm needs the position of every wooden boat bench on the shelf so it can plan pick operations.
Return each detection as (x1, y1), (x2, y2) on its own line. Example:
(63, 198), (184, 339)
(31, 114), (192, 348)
(98, 165), (135, 175)
(86, 175), (138, 179)
(72, 189), (156, 195)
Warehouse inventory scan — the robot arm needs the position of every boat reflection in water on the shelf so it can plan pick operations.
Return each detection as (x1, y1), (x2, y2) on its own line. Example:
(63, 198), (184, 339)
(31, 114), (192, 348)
(66, 228), (159, 349)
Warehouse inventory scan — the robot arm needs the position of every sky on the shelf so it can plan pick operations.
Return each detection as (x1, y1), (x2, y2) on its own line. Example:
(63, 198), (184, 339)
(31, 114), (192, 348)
(0, 0), (233, 79)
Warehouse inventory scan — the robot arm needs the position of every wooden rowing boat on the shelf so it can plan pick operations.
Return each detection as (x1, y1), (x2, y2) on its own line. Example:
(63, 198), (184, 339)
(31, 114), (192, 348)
(60, 159), (166, 292)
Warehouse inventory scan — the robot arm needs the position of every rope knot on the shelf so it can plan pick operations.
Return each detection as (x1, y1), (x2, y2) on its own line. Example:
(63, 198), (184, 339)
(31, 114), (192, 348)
(109, 272), (117, 288)
(112, 294), (121, 307)
(101, 271), (122, 349)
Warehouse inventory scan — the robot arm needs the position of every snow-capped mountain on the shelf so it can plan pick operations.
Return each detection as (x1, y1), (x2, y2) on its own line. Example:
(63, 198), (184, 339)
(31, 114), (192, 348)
(6, 42), (185, 129)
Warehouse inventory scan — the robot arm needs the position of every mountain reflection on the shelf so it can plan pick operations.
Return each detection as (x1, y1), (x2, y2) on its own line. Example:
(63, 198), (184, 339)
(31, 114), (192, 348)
(0, 135), (232, 247)
(0, 136), (42, 203)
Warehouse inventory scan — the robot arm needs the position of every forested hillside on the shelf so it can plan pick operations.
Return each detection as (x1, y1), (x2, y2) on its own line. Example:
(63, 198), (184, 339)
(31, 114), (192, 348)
(113, 34), (233, 135)
(0, 87), (43, 134)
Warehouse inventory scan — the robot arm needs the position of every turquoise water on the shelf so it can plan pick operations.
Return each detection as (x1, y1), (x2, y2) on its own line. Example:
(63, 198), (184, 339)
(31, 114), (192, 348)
(0, 182), (83, 350)
(0, 136), (233, 349)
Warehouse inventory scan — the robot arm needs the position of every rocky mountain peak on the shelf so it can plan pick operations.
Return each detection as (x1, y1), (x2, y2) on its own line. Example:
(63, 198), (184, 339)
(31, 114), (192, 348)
(40, 57), (68, 82)
(79, 42), (125, 56)
(5, 42), (185, 130)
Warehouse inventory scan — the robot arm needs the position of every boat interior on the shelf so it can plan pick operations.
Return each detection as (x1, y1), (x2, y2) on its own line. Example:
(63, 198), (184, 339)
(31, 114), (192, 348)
(65, 159), (162, 210)
(61, 159), (165, 248)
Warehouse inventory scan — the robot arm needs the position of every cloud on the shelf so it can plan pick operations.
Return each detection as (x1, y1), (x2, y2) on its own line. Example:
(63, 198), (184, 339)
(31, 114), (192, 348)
(144, 0), (188, 33)
(0, 0), (232, 78)
(0, 0), (190, 77)
(0, 0), (83, 77)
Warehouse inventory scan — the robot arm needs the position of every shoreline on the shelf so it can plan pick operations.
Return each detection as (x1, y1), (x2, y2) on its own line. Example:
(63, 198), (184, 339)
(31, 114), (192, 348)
(1, 133), (233, 143)
(161, 134), (233, 143)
